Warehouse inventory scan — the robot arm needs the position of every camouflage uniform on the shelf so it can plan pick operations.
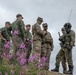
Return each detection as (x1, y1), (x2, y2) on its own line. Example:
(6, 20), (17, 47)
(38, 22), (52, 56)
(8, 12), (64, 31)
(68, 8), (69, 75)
(32, 17), (46, 61)
(64, 30), (75, 68)
(7, 15), (26, 55)
(63, 23), (75, 74)
(25, 25), (32, 64)
(51, 28), (67, 73)
(0, 27), (10, 56)
(41, 23), (53, 70)
(12, 19), (26, 54)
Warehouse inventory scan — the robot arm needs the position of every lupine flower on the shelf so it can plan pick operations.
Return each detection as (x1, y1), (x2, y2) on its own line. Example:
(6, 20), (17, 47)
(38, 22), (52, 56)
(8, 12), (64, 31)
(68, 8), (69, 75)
(20, 58), (26, 65)
(10, 69), (14, 75)
(20, 43), (26, 50)
(14, 30), (18, 35)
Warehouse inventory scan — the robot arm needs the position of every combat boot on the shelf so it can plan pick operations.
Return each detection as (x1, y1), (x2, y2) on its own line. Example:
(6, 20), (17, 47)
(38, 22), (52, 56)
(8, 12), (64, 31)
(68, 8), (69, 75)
(65, 66), (73, 75)
(51, 67), (59, 72)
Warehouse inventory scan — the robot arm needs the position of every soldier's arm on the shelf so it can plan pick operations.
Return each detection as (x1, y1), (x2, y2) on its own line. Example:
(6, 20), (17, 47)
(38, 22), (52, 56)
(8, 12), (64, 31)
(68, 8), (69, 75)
(49, 33), (54, 50)
(19, 20), (27, 38)
(70, 31), (75, 47)
(45, 32), (54, 50)
(36, 24), (46, 36)
(0, 29), (7, 41)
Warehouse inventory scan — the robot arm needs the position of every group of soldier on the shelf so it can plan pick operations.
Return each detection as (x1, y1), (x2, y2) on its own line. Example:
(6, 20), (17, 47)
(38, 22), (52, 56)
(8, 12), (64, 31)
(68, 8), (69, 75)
(0, 14), (75, 75)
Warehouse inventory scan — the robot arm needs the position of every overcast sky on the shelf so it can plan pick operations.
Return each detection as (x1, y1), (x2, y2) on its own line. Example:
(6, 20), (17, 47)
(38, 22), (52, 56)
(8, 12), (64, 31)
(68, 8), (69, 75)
(0, 0), (76, 74)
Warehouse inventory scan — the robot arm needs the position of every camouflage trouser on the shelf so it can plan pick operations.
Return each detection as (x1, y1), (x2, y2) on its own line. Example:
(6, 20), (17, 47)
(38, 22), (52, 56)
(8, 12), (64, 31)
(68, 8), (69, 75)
(25, 42), (32, 64)
(63, 48), (73, 68)
(12, 34), (23, 55)
(33, 40), (41, 62)
(41, 47), (51, 70)
(55, 48), (67, 73)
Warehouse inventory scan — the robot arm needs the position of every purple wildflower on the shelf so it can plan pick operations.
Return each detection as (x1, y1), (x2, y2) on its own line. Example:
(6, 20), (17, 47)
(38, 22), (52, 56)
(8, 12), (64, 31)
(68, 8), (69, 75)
(28, 57), (34, 62)
(10, 69), (14, 75)
(14, 30), (18, 35)
(4, 41), (10, 49)
(20, 58), (26, 65)
(1, 53), (6, 57)
(16, 51), (21, 57)
(40, 57), (47, 63)
(16, 57), (20, 62)
(38, 63), (43, 69)
(33, 53), (38, 60)
(20, 43), (26, 50)
(20, 52), (26, 59)
(7, 53), (13, 60)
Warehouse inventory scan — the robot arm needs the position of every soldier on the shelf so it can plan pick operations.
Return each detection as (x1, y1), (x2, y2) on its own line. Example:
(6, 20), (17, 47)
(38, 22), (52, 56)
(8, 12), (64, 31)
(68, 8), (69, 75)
(25, 24), (32, 64)
(32, 17), (46, 62)
(5, 22), (12, 37)
(10, 14), (26, 55)
(64, 23), (75, 74)
(51, 27), (67, 73)
(0, 24), (10, 58)
(41, 23), (54, 70)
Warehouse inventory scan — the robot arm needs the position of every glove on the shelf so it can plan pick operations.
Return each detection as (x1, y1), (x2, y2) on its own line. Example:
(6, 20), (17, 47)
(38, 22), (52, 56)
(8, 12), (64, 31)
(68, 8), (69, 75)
(59, 36), (62, 41)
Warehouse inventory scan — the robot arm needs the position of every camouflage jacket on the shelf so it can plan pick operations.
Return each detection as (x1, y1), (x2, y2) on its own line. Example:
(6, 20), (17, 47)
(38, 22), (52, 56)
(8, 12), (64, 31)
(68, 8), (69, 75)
(6, 27), (12, 37)
(0, 27), (10, 41)
(25, 30), (32, 41)
(32, 23), (45, 41)
(41, 31), (54, 50)
(8, 19), (27, 39)
(64, 30), (75, 47)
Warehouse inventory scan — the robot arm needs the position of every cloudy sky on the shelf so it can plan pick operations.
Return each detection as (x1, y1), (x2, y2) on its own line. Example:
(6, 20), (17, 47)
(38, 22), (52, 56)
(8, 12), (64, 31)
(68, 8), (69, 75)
(0, 0), (76, 74)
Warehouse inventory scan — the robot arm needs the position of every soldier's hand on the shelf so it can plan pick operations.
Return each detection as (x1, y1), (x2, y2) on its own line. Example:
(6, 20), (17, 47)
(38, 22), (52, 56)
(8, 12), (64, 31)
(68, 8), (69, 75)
(65, 45), (72, 51)
(67, 46), (72, 51)
(59, 36), (62, 41)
